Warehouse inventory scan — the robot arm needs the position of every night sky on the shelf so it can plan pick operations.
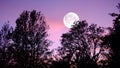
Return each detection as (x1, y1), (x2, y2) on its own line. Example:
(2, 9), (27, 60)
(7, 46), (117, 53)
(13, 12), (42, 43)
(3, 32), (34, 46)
(0, 0), (119, 49)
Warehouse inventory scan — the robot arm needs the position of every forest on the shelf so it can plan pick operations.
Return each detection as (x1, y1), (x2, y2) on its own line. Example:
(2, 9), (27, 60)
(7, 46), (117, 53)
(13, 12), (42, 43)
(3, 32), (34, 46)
(0, 3), (120, 68)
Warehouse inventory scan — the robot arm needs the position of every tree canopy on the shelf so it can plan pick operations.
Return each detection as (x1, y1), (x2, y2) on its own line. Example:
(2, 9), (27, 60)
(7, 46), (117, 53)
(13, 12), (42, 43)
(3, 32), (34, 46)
(58, 21), (112, 67)
(103, 3), (120, 67)
(0, 10), (51, 68)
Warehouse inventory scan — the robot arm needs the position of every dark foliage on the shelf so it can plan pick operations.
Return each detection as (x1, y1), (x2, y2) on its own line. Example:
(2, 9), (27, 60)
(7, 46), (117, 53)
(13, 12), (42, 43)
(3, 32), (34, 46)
(51, 60), (70, 68)
(0, 10), (50, 68)
(12, 10), (50, 68)
(0, 23), (14, 67)
(57, 21), (111, 68)
(103, 3), (120, 68)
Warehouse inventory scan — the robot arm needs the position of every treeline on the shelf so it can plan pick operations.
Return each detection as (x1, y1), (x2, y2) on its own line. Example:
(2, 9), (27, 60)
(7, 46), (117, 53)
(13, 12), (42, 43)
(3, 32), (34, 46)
(0, 4), (120, 68)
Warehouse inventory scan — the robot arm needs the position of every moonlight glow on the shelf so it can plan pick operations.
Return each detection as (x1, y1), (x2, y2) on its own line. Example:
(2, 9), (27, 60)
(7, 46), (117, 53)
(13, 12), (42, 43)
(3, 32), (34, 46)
(63, 12), (79, 28)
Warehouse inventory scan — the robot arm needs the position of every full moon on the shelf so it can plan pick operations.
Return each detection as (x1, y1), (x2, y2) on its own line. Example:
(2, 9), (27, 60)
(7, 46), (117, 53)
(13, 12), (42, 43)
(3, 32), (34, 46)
(63, 12), (79, 28)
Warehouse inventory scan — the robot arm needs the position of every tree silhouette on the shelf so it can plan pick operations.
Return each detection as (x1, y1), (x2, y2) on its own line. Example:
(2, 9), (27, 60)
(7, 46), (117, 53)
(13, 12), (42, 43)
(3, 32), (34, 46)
(0, 22), (14, 67)
(58, 21), (111, 67)
(12, 10), (50, 68)
(103, 3), (120, 67)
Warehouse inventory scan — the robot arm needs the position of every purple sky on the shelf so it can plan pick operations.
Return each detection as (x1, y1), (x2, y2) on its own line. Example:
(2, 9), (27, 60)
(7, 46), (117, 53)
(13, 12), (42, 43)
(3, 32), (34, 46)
(0, 0), (119, 49)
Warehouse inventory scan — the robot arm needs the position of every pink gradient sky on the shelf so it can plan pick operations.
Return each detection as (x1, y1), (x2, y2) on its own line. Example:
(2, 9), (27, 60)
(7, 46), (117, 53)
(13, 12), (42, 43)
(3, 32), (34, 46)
(0, 0), (119, 49)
